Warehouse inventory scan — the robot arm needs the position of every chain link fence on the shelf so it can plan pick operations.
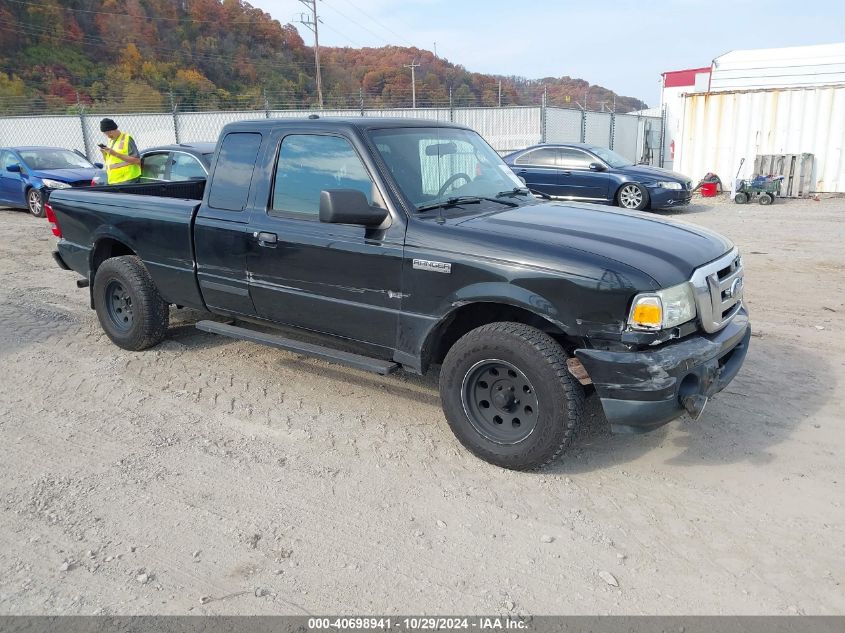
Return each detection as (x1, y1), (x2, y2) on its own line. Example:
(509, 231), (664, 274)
(0, 104), (664, 166)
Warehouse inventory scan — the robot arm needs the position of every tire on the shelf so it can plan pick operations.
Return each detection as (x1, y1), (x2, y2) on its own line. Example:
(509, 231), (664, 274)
(27, 188), (44, 217)
(734, 192), (749, 204)
(759, 193), (774, 205)
(439, 322), (584, 471)
(93, 256), (169, 351)
(616, 183), (649, 210)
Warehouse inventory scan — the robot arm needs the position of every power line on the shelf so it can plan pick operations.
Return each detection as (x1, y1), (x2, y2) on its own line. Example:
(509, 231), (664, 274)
(337, 0), (413, 47)
(3, 0), (283, 25)
(320, 0), (393, 46)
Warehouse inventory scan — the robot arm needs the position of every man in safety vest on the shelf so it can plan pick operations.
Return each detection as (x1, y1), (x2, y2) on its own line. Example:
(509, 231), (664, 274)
(99, 118), (142, 184)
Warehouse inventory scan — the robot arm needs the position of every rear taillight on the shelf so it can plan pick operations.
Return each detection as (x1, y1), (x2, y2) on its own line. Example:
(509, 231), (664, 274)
(44, 202), (62, 237)
(90, 179), (97, 186)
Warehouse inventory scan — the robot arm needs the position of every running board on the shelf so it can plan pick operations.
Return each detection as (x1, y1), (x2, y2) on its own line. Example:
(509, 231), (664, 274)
(195, 320), (400, 375)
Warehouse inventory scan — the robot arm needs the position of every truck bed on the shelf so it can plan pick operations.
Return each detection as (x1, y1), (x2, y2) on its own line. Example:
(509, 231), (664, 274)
(48, 185), (204, 309)
(81, 179), (205, 201)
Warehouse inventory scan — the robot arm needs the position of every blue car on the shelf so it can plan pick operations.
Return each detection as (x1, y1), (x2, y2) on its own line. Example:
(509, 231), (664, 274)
(0, 146), (101, 218)
(502, 143), (693, 211)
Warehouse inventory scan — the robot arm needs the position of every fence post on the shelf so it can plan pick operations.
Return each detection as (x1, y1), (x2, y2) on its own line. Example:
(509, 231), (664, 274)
(449, 86), (454, 122)
(540, 86), (547, 143)
(264, 88), (270, 119)
(580, 109), (587, 143)
(169, 91), (180, 144)
(360, 87), (364, 117)
(658, 105), (667, 167)
(609, 112), (616, 150)
(76, 92), (92, 160)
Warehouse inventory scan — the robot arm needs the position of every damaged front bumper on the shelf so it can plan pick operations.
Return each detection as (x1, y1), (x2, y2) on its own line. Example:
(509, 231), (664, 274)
(575, 307), (750, 433)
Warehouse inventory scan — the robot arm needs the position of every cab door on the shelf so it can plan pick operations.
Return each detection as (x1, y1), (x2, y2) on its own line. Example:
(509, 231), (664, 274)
(194, 132), (263, 316)
(246, 130), (405, 350)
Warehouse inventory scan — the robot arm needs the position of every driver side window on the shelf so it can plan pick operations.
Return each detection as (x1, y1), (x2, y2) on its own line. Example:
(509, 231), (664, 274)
(271, 134), (382, 218)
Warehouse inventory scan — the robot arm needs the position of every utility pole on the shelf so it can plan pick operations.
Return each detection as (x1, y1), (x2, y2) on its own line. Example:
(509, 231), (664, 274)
(298, 0), (323, 108)
(583, 87), (590, 111)
(404, 59), (420, 108)
(498, 80), (502, 107)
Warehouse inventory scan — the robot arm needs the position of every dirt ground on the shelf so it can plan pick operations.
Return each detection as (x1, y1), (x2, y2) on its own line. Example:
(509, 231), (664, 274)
(0, 194), (843, 616)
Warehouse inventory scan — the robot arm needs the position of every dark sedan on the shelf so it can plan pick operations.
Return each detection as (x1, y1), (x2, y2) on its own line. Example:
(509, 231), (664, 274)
(92, 142), (215, 186)
(502, 143), (692, 211)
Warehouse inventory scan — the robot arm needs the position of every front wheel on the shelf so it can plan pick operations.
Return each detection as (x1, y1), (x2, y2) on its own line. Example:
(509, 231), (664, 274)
(27, 188), (44, 217)
(616, 183), (649, 210)
(93, 256), (169, 351)
(439, 322), (584, 470)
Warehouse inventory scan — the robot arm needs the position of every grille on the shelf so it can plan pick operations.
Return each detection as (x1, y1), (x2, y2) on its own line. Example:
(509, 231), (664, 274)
(689, 249), (744, 333)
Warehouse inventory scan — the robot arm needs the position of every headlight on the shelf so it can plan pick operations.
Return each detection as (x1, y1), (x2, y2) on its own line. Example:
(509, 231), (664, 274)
(655, 181), (682, 190)
(41, 179), (71, 189)
(628, 282), (696, 330)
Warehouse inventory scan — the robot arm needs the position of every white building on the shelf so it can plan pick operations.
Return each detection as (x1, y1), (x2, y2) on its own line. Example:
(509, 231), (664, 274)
(667, 43), (845, 193)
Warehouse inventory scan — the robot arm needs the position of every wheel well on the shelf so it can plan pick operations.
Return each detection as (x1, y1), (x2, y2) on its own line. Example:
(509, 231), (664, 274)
(92, 238), (136, 277)
(423, 302), (579, 372)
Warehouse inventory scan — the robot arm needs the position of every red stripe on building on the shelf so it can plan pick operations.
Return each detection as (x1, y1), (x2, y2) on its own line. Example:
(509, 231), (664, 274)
(662, 67), (711, 88)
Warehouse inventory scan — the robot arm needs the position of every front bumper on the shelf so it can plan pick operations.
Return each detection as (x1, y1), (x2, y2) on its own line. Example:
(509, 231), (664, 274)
(649, 187), (692, 209)
(575, 307), (750, 433)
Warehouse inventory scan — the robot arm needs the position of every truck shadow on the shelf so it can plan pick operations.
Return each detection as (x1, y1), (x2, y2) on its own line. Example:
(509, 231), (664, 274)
(548, 336), (832, 473)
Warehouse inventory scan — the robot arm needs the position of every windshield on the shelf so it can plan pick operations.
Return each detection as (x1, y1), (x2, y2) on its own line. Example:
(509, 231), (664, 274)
(588, 146), (632, 169)
(368, 127), (526, 210)
(18, 149), (94, 171)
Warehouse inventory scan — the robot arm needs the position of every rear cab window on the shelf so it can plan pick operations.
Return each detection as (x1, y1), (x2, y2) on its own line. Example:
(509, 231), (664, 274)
(208, 133), (262, 211)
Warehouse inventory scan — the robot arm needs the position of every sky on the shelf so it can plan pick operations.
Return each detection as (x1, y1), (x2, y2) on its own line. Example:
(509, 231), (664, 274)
(248, 0), (845, 106)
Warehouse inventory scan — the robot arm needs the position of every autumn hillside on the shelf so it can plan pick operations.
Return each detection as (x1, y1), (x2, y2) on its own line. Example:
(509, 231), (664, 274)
(0, 0), (648, 115)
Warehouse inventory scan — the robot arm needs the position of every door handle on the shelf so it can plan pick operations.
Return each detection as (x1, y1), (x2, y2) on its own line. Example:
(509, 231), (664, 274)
(253, 231), (277, 247)
(560, 171), (572, 176)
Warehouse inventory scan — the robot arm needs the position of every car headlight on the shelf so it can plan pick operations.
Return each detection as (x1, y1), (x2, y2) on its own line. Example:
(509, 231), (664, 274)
(628, 282), (696, 330)
(655, 181), (683, 190)
(41, 179), (71, 189)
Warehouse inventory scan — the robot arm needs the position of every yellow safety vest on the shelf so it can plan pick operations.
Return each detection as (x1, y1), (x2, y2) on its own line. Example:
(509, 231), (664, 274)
(105, 132), (142, 184)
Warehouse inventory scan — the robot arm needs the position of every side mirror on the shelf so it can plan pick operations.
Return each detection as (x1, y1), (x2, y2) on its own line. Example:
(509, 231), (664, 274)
(589, 162), (606, 172)
(6, 163), (21, 173)
(319, 189), (388, 227)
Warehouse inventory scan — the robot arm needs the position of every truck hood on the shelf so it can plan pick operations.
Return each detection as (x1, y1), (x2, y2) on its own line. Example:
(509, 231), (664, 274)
(456, 202), (733, 288)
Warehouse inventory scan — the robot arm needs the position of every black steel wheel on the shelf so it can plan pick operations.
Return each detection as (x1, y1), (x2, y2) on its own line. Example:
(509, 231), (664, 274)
(461, 359), (540, 444)
(440, 322), (584, 470)
(93, 255), (169, 350)
(27, 188), (44, 217)
(105, 280), (135, 332)
(734, 192), (749, 204)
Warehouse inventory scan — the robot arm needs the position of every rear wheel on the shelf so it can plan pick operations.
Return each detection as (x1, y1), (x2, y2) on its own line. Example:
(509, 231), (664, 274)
(439, 322), (584, 470)
(616, 183), (649, 210)
(734, 192), (749, 204)
(759, 193), (774, 205)
(27, 188), (44, 217)
(93, 256), (169, 350)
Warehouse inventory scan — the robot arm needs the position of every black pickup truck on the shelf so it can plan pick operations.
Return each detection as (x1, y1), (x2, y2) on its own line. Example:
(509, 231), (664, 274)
(48, 117), (750, 470)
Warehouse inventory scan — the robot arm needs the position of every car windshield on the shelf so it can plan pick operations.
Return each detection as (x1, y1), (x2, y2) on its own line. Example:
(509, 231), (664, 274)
(18, 149), (94, 170)
(588, 146), (632, 169)
(368, 127), (526, 210)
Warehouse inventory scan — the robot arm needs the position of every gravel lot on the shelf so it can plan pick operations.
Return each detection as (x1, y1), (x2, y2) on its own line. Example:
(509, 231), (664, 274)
(0, 195), (843, 615)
